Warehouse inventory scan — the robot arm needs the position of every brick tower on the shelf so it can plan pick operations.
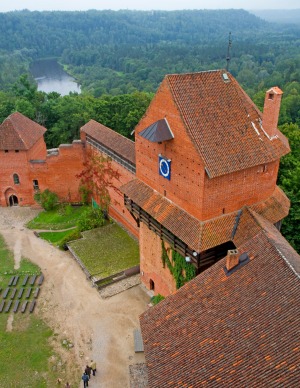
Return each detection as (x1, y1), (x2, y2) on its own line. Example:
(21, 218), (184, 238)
(122, 70), (290, 296)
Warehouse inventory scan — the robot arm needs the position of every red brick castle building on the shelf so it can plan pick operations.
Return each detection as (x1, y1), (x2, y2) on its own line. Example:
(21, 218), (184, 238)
(1, 69), (300, 386)
(0, 70), (292, 296)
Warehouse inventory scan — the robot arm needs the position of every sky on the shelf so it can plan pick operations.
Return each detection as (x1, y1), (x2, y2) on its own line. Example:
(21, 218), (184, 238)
(0, 0), (299, 12)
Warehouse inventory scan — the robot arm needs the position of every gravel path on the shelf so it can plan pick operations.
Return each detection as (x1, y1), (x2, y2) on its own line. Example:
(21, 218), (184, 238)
(0, 207), (150, 387)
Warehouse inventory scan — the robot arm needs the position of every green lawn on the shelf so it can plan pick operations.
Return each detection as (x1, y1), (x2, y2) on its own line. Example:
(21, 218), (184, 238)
(0, 235), (80, 387)
(39, 230), (76, 245)
(69, 223), (139, 278)
(26, 205), (88, 230)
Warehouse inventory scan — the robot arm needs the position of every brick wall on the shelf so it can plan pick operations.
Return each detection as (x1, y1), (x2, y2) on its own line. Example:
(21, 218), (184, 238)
(139, 222), (176, 296)
(202, 160), (280, 220)
(33, 141), (85, 203)
(0, 149), (35, 206)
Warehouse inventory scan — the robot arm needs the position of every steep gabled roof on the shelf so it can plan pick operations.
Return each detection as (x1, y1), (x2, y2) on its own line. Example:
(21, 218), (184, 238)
(0, 112), (46, 150)
(165, 70), (289, 178)
(81, 120), (135, 165)
(140, 212), (300, 387)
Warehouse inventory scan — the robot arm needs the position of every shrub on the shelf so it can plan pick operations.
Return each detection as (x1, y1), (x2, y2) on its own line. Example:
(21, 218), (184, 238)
(77, 207), (105, 232)
(151, 294), (165, 305)
(58, 229), (82, 250)
(34, 189), (59, 211)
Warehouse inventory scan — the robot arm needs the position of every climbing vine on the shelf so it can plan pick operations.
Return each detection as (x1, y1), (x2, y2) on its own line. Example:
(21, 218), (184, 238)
(161, 241), (196, 289)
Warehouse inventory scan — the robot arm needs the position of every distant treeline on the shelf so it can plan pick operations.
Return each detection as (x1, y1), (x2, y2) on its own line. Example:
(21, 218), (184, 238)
(0, 9), (299, 97)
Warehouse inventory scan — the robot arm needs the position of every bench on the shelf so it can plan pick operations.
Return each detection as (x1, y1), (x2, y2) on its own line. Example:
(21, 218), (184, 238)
(4, 300), (12, 313)
(29, 275), (37, 286)
(17, 288), (24, 299)
(133, 329), (144, 353)
(37, 273), (44, 285)
(8, 276), (15, 286)
(21, 300), (28, 313)
(3, 287), (10, 299)
(10, 288), (17, 299)
(25, 288), (32, 299)
(29, 300), (36, 313)
(13, 275), (19, 286)
(0, 300), (5, 313)
(13, 300), (20, 313)
(33, 287), (40, 298)
(22, 275), (29, 286)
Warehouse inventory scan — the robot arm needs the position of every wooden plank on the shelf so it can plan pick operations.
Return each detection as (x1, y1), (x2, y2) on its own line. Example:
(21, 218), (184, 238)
(0, 300), (5, 313)
(37, 274), (44, 285)
(22, 275), (29, 286)
(33, 287), (40, 298)
(29, 275), (37, 286)
(17, 288), (24, 299)
(3, 287), (10, 299)
(13, 275), (19, 286)
(29, 300), (36, 313)
(8, 276), (15, 286)
(10, 288), (17, 299)
(4, 300), (12, 313)
(21, 301), (28, 313)
(133, 329), (144, 353)
(13, 300), (20, 313)
(25, 288), (32, 299)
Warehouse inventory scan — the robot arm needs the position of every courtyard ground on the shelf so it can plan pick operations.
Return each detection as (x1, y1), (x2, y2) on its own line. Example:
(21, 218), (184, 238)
(0, 207), (150, 387)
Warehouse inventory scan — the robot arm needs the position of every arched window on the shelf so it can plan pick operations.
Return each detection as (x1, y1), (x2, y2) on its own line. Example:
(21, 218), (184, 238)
(13, 174), (20, 185)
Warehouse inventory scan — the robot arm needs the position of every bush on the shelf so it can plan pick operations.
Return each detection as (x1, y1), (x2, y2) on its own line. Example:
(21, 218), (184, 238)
(150, 294), (165, 305)
(34, 189), (59, 211)
(77, 207), (105, 232)
(58, 229), (82, 250)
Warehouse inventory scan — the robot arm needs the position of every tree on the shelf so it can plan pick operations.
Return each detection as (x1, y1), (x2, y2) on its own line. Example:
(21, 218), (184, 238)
(278, 123), (300, 253)
(76, 148), (120, 210)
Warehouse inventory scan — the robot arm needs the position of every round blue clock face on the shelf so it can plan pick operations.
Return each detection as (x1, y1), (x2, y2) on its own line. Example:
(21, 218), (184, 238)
(159, 158), (170, 177)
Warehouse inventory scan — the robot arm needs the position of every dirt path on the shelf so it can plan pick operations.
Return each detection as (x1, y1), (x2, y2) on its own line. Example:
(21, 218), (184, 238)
(0, 207), (149, 387)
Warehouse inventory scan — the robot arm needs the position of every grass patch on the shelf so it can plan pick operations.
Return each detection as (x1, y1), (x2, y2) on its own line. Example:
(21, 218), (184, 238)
(69, 223), (139, 277)
(0, 314), (53, 387)
(0, 234), (79, 387)
(39, 230), (77, 245)
(26, 205), (88, 230)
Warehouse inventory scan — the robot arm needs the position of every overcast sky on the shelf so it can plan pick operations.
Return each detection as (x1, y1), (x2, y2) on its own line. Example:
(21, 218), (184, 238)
(0, 0), (299, 12)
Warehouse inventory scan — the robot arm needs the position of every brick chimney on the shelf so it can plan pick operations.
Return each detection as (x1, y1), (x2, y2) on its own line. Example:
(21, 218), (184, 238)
(262, 86), (283, 139)
(226, 249), (239, 271)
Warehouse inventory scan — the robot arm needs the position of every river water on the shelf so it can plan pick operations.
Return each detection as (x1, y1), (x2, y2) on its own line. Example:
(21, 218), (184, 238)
(30, 59), (81, 96)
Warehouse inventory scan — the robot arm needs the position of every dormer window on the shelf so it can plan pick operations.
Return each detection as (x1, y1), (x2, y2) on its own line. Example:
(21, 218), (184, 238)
(13, 174), (20, 185)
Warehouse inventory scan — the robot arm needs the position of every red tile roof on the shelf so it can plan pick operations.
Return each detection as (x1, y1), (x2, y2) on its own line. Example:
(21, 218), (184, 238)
(0, 112), (46, 150)
(166, 70), (290, 178)
(81, 120), (135, 164)
(249, 185), (290, 224)
(121, 178), (236, 252)
(122, 179), (290, 252)
(140, 215), (300, 387)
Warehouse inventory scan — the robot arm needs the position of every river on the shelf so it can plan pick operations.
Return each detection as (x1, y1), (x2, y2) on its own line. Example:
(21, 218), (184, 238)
(30, 59), (81, 96)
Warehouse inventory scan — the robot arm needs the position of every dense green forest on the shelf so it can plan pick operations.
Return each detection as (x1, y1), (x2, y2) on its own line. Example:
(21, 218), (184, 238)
(0, 9), (299, 252)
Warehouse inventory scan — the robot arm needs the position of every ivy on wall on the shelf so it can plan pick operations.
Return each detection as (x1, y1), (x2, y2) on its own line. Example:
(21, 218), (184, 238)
(161, 241), (196, 289)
